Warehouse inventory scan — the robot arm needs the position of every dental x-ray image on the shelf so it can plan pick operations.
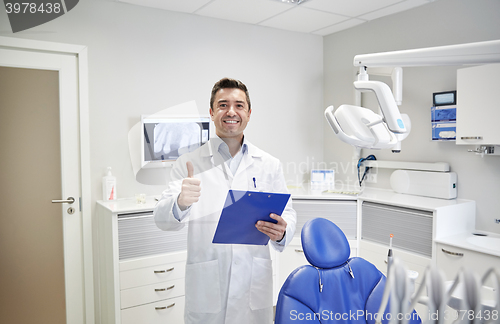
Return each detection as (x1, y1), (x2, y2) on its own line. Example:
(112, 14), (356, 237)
(143, 118), (209, 163)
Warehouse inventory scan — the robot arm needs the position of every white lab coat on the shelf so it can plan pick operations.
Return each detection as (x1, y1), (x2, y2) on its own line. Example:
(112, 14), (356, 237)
(154, 139), (296, 324)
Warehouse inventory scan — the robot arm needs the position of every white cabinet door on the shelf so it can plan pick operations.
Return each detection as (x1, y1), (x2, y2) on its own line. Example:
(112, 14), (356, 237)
(456, 63), (500, 145)
(278, 237), (309, 291)
(97, 201), (188, 324)
(436, 243), (500, 287)
(292, 199), (357, 239)
(359, 240), (431, 285)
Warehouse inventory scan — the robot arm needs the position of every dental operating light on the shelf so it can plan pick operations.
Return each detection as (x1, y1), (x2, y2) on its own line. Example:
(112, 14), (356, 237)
(326, 39), (500, 152)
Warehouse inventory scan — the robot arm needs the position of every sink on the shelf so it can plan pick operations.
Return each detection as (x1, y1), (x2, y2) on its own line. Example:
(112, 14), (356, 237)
(466, 235), (500, 251)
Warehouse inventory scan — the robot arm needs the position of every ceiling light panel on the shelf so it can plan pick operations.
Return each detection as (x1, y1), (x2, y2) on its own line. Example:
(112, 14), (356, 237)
(117, 0), (213, 13)
(259, 6), (348, 33)
(195, 0), (294, 25)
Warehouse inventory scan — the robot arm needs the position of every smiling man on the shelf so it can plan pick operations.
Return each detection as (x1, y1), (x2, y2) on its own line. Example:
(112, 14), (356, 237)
(154, 78), (296, 324)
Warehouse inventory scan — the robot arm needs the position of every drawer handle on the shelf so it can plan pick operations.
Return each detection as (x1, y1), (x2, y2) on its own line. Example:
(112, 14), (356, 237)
(155, 285), (175, 292)
(295, 249), (304, 253)
(154, 267), (174, 274)
(155, 303), (175, 310)
(441, 248), (464, 257)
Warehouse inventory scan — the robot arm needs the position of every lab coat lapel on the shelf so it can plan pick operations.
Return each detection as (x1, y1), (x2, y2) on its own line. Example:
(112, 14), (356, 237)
(235, 150), (253, 178)
(204, 138), (233, 185)
(234, 141), (262, 179)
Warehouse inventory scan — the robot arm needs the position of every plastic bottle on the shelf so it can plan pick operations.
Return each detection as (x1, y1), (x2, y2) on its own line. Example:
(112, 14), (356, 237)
(102, 167), (117, 201)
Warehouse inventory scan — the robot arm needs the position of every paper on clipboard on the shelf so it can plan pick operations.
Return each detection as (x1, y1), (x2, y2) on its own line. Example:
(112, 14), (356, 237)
(212, 190), (291, 245)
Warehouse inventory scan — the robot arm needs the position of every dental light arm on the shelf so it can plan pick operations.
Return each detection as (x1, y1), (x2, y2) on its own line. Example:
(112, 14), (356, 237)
(360, 67), (403, 105)
(326, 39), (500, 151)
(353, 39), (500, 67)
(354, 68), (406, 134)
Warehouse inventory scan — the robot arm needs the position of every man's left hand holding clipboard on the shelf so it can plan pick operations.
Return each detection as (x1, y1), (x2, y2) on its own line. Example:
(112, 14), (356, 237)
(212, 190), (291, 245)
(176, 161), (288, 244)
(255, 211), (287, 242)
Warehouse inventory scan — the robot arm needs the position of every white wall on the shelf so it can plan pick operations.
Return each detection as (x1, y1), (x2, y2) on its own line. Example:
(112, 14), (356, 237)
(0, 1), (323, 320)
(323, 0), (500, 233)
(0, 0), (324, 194)
(0, 7), (324, 198)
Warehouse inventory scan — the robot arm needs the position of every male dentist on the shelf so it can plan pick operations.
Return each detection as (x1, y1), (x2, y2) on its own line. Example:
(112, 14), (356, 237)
(154, 77), (296, 324)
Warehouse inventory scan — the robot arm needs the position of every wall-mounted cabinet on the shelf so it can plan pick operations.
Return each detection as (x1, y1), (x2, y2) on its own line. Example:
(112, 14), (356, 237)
(456, 63), (500, 146)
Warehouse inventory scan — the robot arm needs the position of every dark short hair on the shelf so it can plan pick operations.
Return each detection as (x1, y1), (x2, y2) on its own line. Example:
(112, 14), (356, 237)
(210, 78), (251, 111)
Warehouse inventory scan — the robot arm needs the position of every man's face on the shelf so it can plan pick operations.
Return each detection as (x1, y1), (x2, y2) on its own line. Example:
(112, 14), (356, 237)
(210, 88), (251, 140)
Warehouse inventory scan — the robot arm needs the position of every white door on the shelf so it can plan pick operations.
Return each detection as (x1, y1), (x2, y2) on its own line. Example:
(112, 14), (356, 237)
(0, 41), (92, 323)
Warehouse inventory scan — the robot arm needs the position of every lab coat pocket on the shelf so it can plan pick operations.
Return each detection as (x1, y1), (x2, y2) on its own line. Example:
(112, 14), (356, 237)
(185, 259), (222, 314)
(249, 178), (272, 192)
(249, 257), (273, 310)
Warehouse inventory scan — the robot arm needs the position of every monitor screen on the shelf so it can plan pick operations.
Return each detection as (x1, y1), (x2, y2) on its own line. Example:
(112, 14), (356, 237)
(142, 116), (210, 167)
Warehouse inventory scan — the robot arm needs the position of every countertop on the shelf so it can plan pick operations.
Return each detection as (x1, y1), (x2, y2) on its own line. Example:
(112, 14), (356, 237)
(289, 186), (474, 212)
(97, 186), (475, 214)
(435, 230), (500, 257)
(98, 188), (495, 257)
(97, 196), (159, 213)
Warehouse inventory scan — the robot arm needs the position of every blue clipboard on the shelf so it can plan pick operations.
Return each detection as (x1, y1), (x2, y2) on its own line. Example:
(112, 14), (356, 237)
(212, 190), (291, 245)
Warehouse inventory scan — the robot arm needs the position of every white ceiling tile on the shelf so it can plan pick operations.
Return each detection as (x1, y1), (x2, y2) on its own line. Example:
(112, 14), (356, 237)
(313, 18), (366, 36)
(302, 0), (402, 17)
(195, 0), (294, 25)
(359, 0), (429, 21)
(117, 0), (213, 13)
(115, 0), (437, 36)
(259, 6), (348, 33)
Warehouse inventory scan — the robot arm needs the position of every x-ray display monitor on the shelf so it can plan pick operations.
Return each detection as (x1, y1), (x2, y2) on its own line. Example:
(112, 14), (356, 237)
(142, 116), (210, 167)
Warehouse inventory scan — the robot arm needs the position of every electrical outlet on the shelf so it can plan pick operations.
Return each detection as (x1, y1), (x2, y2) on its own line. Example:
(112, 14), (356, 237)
(365, 173), (377, 183)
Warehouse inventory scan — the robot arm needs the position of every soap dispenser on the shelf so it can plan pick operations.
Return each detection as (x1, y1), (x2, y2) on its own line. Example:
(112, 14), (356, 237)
(102, 167), (117, 201)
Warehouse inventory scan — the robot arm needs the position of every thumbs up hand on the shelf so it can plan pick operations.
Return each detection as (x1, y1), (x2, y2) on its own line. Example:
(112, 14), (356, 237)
(177, 161), (201, 210)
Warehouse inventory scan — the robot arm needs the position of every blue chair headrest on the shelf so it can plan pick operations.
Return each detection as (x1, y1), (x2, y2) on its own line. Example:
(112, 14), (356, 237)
(301, 218), (351, 269)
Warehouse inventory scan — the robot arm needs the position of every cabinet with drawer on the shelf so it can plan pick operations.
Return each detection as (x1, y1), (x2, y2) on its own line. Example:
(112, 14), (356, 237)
(436, 243), (500, 287)
(96, 198), (188, 324)
(358, 198), (476, 318)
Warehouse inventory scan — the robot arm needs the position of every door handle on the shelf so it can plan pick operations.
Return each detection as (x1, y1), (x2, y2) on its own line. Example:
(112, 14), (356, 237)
(52, 197), (75, 204)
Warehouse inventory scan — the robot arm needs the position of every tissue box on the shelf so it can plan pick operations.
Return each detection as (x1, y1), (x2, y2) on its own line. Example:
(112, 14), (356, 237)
(431, 105), (456, 141)
(431, 105), (456, 122)
(310, 170), (335, 191)
(432, 122), (456, 141)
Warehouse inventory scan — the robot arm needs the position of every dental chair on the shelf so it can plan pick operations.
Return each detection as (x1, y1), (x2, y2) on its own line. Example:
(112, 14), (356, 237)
(275, 218), (421, 324)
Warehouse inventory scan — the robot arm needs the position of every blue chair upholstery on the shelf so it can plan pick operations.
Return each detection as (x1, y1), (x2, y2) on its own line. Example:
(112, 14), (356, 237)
(275, 218), (421, 324)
